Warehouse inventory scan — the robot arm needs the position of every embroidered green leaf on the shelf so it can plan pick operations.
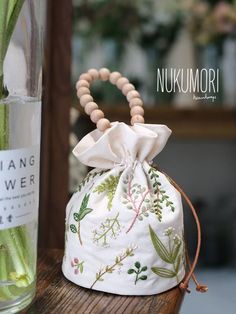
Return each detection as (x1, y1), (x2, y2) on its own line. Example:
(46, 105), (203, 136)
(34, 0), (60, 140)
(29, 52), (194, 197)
(78, 208), (93, 220)
(70, 224), (77, 233)
(148, 166), (175, 220)
(171, 242), (181, 262)
(94, 173), (121, 210)
(127, 269), (135, 274)
(149, 224), (184, 282)
(128, 261), (148, 285)
(80, 263), (84, 273)
(73, 213), (80, 222)
(149, 225), (172, 264)
(139, 275), (147, 280)
(70, 194), (94, 245)
(151, 267), (176, 278)
(175, 255), (181, 274)
(77, 169), (108, 192)
(80, 194), (90, 212)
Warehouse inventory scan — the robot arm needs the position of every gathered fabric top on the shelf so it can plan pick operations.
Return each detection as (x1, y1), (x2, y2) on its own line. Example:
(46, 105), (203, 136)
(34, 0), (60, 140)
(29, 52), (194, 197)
(73, 122), (171, 168)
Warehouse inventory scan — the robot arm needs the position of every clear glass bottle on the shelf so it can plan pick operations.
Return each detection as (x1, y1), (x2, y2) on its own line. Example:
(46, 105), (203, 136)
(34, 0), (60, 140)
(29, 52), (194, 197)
(0, 1), (45, 312)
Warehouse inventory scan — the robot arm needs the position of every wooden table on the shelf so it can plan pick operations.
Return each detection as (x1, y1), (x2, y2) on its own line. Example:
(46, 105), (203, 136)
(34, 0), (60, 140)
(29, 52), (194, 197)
(23, 249), (184, 314)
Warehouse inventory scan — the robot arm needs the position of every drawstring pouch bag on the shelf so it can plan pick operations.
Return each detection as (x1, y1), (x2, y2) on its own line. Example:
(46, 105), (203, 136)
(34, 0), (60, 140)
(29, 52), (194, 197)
(62, 68), (207, 295)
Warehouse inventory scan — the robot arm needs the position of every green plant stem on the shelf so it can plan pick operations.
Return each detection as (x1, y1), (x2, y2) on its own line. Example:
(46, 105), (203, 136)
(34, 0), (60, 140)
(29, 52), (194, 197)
(134, 271), (139, 285)
(0, 1), (35, 301)
(0, 246), (15, 300)
(0, 102), (9, 150)
(0, 0), (25, 98)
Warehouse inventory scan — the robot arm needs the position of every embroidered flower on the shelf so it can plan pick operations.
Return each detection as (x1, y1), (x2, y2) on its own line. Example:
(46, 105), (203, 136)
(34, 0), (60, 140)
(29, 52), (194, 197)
(173, 234), (181, 245)
(163, 227), (175, 236)
(71, 258), (84, 275)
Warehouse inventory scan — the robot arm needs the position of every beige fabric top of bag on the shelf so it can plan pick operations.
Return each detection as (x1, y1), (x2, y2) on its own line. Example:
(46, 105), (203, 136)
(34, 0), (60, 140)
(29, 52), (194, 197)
(73, 122), (172, 168)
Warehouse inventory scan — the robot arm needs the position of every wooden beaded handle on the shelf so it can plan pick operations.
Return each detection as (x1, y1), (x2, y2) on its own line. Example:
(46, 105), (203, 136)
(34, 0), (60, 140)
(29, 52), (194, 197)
(75, 68), (145, 132)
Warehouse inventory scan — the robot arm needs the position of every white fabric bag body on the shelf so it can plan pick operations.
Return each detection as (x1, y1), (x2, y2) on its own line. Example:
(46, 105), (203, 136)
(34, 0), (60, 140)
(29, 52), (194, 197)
(62, 122), (185, 295)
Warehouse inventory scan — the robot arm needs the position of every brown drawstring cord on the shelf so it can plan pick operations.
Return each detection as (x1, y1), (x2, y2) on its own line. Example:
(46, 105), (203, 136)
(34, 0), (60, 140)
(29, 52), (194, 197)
(162, 171), (208, 293)
(186, 252), (208, 293)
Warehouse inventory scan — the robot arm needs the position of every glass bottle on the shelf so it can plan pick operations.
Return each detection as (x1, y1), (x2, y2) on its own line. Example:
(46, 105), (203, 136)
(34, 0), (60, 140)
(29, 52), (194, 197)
(0, 1), (45, 312)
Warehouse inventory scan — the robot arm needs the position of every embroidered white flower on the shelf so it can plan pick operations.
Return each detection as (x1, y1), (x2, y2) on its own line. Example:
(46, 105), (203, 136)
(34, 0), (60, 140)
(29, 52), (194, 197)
(163, 227), (175, 236)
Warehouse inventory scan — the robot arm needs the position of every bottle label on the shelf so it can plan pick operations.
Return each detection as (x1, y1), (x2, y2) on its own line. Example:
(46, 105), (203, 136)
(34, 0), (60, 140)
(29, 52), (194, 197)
(0, 145), (40, 230)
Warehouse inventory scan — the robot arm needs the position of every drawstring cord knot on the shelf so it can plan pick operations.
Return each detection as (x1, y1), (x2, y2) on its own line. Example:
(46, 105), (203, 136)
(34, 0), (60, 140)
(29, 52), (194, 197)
(196, 284), (208, 293)
(179, 282), (191, 293)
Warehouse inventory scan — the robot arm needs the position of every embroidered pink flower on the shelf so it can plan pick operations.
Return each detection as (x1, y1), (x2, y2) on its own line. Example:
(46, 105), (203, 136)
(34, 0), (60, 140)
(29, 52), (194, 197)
(71, 258), (84, 275)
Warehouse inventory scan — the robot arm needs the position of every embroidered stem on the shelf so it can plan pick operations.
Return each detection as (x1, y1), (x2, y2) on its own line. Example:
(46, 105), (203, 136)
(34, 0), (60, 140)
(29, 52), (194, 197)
(126, 189), (150, 234)
(90, 247), (135, 289)
(93, 213), (121, 246)
(77, 221), (82, 246)
(128, 261), (148, 285)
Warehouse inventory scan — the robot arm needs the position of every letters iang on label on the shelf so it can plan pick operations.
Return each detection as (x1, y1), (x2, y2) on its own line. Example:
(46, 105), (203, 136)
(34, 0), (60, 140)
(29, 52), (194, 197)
(0, 155), (35, 172)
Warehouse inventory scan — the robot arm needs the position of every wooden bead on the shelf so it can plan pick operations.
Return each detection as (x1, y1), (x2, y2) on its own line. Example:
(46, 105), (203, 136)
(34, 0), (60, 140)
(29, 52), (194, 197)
(129, 98), (143, 108)
(80, 94), (93, 107)
(116, 77), (129, 89)
(109, 71), (122, 84)
(79, 73), (92, 82)
(97, 118), (111, 132)
(122, 83), (135, 96)
(127, 90), (140, 101)
(131, 115), (145, 125)
(130, 106), (144, 117)
(99, 68), (110, 81)
(76, 87), (90, 98)
(76, 79), (89, 89)
(90, 109), (105, 123)
(88, 68), (99, 80)
(84, 102), (98, 115)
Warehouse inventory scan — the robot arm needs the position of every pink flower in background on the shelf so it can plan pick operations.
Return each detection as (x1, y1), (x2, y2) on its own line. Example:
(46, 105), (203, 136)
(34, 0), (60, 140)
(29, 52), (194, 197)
(213, 1), (236, 34)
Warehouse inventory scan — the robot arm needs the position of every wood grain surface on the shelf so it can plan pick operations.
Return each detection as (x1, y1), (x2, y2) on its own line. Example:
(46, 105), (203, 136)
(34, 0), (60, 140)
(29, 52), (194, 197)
(23, 249), (184, 314)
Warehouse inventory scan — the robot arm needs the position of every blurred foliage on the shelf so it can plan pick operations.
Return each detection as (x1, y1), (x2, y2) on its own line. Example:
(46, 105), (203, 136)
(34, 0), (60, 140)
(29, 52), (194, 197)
(71, 0), (236, 105)
(188, 0), (236, 46)
(72, 0), (186, 57)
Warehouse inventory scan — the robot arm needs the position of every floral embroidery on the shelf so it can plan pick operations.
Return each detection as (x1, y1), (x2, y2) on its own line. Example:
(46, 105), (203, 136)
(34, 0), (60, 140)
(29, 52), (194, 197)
(122, 173), (151, 233)
(148, 167), (175, 222)
(149, 225), (184, 282)
(70, 194), (93, 245)
(93, 173), (121, 210)
(92, 213), (122, 247)
(71, 258), (84, 275)
(90, 246), (136, 289)
(127, 261), (148, 285)
(77, 169), (108, 192)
